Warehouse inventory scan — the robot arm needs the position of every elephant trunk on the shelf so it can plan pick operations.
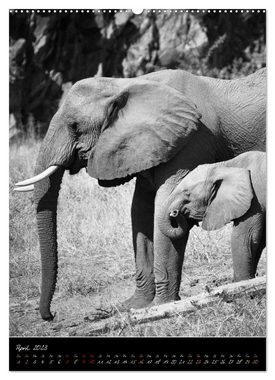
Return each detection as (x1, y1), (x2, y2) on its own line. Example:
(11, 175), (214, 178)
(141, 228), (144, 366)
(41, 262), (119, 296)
(33, 122), (74, 320)
(158, 197), (188, 240)
(34, 164), (65, 320)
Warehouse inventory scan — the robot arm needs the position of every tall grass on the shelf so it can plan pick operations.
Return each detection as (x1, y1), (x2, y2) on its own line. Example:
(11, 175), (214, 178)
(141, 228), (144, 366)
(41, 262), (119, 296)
(9, 138), (266, 336)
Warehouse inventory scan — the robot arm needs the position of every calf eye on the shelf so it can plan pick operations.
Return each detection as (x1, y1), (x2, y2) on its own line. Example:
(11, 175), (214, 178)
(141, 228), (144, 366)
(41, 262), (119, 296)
(70, 122), (78, 130)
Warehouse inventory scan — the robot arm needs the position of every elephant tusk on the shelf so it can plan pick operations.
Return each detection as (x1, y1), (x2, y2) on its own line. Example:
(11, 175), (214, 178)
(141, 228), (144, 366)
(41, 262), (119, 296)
(15, 166), (59, 187)
(14, 184), (34, 192)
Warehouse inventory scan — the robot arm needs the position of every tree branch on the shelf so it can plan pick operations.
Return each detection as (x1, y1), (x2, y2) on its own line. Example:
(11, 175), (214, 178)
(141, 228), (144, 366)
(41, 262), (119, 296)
(79, 276), (266, 336)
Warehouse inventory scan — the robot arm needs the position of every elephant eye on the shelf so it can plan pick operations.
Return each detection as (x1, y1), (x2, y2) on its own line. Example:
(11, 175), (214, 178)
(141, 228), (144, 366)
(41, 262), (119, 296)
(68, 122), (81, 138)
(70, 122), (78, 131)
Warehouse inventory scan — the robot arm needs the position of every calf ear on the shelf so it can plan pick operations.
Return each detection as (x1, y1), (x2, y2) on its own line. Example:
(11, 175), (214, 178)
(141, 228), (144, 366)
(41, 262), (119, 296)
(202, 167), (254, 231)
(88, 78), (201, 180)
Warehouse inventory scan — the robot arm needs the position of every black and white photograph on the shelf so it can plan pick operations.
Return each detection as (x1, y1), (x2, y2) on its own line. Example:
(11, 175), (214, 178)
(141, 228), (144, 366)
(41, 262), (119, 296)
(9, 6), (266, 370)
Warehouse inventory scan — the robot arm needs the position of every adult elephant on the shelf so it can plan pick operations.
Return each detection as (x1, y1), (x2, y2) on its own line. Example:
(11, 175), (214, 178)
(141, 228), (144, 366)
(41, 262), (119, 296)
(15, 68), (266, 321)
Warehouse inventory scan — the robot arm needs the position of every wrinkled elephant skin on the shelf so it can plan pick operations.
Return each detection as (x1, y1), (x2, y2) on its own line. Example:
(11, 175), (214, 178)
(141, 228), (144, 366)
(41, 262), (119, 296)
(159, 151), (266, 281)
(15, 69), (266, 320)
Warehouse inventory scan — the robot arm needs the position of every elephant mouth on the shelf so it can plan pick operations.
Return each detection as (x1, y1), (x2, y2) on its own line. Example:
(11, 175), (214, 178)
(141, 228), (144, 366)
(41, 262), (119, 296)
(170, 211), (199, 229)
(188, 218), (200, 227)
(170, 215), (180, 229)
(69, 160), (88, 175)
(69, 147), (89, 175)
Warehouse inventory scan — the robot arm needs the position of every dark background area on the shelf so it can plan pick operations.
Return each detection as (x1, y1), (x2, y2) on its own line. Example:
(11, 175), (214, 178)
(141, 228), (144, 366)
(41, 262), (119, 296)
(9, 10), (266, 139)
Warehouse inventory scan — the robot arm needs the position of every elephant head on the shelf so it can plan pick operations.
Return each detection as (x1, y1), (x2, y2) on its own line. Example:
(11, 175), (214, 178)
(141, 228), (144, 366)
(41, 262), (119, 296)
(158, 163), (254, 239)
(14, 75), (202, 320)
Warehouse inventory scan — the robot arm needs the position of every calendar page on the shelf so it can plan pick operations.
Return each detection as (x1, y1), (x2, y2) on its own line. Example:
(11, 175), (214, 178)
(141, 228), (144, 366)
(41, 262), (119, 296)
(9, 8), (266, 371)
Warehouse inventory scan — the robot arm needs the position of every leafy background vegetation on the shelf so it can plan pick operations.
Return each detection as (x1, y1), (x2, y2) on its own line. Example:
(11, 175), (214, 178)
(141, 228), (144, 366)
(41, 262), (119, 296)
(9, 11), (266, 336)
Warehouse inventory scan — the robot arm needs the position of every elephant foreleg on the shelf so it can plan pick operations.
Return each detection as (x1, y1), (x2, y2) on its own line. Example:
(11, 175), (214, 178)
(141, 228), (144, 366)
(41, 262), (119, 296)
(153, 227), (189, 303)
(231, 204), (265, 281)
(120, 178), (155, 310)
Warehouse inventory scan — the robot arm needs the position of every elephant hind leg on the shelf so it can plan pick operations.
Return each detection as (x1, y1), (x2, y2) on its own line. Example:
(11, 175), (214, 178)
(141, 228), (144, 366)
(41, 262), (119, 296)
(231, 204), (265, 282)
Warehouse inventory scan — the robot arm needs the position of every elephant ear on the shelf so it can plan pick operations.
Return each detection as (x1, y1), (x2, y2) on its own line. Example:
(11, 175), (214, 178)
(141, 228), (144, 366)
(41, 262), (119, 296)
(202, 167), (254, 231)
(88, 79), (201, 180)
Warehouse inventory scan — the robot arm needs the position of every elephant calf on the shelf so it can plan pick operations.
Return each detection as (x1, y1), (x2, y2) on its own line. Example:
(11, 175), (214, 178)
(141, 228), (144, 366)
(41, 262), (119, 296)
(159, 151), (266, 281)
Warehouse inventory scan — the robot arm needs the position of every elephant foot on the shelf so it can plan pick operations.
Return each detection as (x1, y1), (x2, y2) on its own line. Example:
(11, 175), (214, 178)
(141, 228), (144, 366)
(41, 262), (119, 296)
(39, 306), (55, 321)
(117, 293), (155, 312)
(233, 273), (254, 282)
(152, 294), (181, 306)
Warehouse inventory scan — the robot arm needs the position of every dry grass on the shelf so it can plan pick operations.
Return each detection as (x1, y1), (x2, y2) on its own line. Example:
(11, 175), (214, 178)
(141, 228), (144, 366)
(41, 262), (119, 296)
(9, 138), (266, 337)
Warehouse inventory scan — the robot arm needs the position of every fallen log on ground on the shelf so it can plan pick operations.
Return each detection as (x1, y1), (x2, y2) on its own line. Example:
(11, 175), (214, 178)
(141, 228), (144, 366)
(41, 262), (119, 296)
(71, 276), (266, 336)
